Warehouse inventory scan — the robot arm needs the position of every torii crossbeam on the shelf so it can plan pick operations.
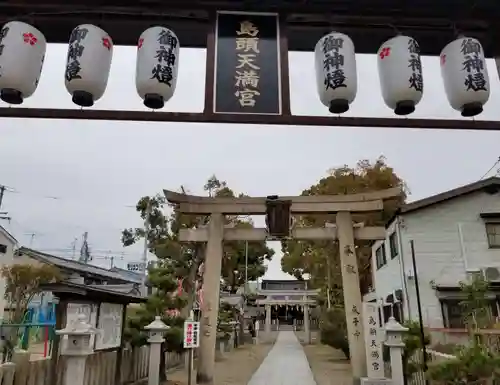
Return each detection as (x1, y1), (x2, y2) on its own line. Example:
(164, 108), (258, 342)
(164, 187), (401, 385)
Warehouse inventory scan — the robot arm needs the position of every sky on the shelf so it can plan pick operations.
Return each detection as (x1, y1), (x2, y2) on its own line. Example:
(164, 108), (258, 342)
(1, 43), (500, 280)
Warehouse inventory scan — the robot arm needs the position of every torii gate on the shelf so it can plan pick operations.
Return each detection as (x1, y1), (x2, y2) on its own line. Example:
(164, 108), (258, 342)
(164, 187), (401, 385)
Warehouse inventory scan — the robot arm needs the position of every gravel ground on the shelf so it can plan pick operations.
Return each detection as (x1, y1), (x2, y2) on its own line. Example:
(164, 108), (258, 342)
(165, 337), (276, 385)
(302, 343), (353, 385)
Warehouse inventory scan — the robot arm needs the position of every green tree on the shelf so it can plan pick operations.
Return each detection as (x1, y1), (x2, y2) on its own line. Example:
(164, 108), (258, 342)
(281, 157), (407, 302)
(1, 264), (60, 359)
(1, 264), (61, 324)
(122, 175), (274, 307)
(123, 260), (186, 381)
(459, 275), (491, 332)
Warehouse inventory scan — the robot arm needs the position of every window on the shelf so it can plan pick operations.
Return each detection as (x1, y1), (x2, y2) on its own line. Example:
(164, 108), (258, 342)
(485, 222), (500, 248)
(382, 305), (391, 324)
(393, 302), (404, 323)
(0, 244), (6, 254)
(375, 244), (387, 269)
(441, 299), (498, 328)
(381, 303), (404, 324)
(389, 232), (399, 259)
(441, 300), (465, 328)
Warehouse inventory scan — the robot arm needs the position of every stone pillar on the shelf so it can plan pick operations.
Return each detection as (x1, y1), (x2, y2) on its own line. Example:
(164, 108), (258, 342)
(265, 304), (271, 335)
(197, 213), (224, 385)
(304, 304), (311, 344)
(145, 316), (170, 385)
(336, 211), (367, 383)
(385, 317), (408, 385)
(55, 314), (95, 385)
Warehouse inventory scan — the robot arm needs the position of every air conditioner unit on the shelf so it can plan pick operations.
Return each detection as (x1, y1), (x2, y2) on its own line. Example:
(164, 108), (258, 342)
(482, 267), (500, 282)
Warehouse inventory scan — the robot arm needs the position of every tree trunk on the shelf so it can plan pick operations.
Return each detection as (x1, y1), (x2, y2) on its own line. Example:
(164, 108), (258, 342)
(180, 246), (205, 319)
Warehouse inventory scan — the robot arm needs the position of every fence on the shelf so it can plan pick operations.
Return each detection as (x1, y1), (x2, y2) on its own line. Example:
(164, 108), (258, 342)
(0, 346), (185, 385)
(430, 328), (500, 353)
(407, 349), (456, 385)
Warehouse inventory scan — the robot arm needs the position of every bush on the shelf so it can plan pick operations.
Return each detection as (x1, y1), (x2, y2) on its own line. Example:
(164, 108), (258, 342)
(320, 308), (350, 359)
(427, 342), (500, 384)
(165, 326), (184, 353)
(400, 320), (431, 380)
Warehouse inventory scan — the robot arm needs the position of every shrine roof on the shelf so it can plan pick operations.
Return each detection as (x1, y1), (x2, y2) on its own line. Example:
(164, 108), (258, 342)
(40, 281), (146, 304)
(2, 0), (497, 56)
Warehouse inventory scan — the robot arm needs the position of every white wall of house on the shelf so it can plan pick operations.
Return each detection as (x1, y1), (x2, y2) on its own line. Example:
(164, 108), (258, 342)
(0, 228), (16, 321)
(372, 190), (500, 328)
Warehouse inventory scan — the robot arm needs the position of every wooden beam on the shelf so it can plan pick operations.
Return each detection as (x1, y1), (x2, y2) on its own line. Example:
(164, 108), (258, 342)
(178, 226), (386, 242)
(256, 299), (317, 305)
(1, 108), (499, 131)
(177, 199), (383, 214)
(164, 187), (402, 205)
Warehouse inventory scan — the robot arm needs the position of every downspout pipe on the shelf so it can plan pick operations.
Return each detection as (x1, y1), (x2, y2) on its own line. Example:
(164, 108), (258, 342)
(396, 216), (411, 319)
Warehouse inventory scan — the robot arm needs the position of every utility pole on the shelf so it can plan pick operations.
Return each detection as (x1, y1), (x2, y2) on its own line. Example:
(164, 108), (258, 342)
(326, 255), (332, 309)
(244, 241), (248, 295)
(71, 237), (78, 259)
(25, 232), (36, 248)
(141, 201), (152, 296)
(79, 232), (91, 263)
(0, 185), (5, 210)
(0, 185), (11, 222)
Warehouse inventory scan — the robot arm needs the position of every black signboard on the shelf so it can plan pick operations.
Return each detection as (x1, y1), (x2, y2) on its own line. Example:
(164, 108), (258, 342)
(213, 11), (282, 115)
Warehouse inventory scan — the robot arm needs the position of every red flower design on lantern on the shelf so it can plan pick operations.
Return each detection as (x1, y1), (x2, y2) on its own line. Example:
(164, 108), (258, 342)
(440, 54), (446, 66)
(379, 47), (390, 59)
(138, 38), (144, 49)
(102, 37), (112, 50)
(23, 32), (38, 46)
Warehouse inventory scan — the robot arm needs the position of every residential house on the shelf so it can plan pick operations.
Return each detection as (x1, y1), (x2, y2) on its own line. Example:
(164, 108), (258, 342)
(2, 248), (144, 322)
(15, 247), (142, 286)
(0, 226), (17, 320)
(367, 177), (500, 332)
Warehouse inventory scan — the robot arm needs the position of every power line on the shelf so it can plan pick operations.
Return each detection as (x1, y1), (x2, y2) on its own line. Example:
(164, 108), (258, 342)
(0, 183), (140, 210)
(480, 156), (500, 180)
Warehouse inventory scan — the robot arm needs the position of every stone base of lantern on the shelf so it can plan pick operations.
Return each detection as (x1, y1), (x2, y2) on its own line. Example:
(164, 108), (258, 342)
(72, 90), (94, 107)
(144, 93), (164, 109)
(1, 88), (23, 105)
(329, 99), (349, 114)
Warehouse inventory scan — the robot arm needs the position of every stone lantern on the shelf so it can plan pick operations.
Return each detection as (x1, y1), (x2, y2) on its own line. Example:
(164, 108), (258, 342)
(56, 314), (96, 385)
(144, 316), (170, 385)
(384, 317), (408, 385)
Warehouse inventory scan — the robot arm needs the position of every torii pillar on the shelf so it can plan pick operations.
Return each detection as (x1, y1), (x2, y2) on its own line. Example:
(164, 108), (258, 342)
(196, 213), (223, 385)
(164, 187), (401, 385)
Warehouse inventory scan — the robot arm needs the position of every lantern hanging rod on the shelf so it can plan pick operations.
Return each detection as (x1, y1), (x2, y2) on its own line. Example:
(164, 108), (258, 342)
(1, 108), (498, 131)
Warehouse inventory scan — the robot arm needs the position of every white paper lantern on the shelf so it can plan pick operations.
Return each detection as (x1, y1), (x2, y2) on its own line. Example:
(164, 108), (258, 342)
(0, 21), (46, 104)
(64, 24), (113, 107)
(377, 35), (423, 115)
(136, 26), (180, 109)
(440, 37), (490, 117)
(314, 32), (357, 113)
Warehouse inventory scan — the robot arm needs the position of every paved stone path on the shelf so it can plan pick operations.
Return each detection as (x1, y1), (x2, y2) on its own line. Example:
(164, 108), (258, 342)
(247, 331), (317, 385)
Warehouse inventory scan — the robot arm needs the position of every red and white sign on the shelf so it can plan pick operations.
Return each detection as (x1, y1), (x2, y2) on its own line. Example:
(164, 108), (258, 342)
(183, 321), (200, 349)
